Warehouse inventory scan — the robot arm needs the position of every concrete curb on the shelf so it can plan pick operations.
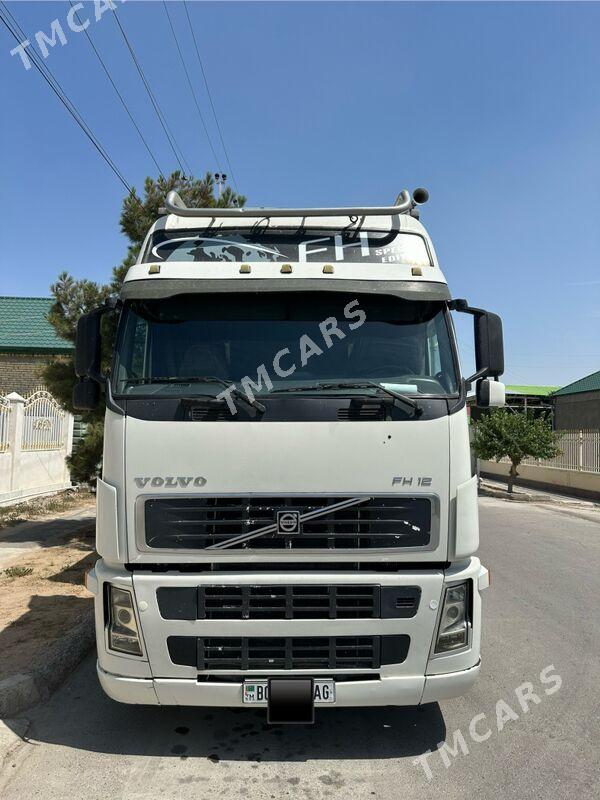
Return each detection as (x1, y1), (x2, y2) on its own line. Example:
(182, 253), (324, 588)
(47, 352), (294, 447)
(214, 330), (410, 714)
(0, 718), (29, 768)
(478, 483), (600, 524)
(478, 484), (534, 502)
(0, 610), (94, 718)
(479, 480), (596, 504)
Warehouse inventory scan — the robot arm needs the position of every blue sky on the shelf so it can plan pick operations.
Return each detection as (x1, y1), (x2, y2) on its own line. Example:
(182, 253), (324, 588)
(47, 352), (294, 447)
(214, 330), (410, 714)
(1, 0), (599, 387)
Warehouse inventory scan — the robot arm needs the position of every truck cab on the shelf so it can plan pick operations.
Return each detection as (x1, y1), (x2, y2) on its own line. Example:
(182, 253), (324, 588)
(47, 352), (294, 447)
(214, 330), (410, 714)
(76, 188), (504, 721)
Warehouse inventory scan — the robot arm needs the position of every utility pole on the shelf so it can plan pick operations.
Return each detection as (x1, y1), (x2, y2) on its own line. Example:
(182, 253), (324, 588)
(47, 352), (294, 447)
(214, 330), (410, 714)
(214, 172), (227, 199)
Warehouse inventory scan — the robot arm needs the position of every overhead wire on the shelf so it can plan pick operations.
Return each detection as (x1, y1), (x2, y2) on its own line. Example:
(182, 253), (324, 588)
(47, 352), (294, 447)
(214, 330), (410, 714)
(0, 2), (134, 195)
(112, 4), (192, 176)
(68, 0), (165, 178)
(183, 0), (239, 191)
(162, 0), (221, 172)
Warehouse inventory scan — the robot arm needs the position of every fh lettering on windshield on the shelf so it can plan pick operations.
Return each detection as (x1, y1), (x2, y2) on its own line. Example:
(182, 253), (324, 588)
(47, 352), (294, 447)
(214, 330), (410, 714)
(134, 476), (207, 489)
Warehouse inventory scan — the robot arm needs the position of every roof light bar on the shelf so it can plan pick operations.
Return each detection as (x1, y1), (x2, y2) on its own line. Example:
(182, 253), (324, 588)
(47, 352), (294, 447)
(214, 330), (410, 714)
(161, 189), (427, 219)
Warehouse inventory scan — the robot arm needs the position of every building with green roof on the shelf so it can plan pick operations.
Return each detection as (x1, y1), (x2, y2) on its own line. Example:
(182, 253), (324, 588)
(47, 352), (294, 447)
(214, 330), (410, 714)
(552, 370), (600, 430)
(468, 384), (558, 422)
(0, 297), (73, 396)
(504, 385), (559, 397)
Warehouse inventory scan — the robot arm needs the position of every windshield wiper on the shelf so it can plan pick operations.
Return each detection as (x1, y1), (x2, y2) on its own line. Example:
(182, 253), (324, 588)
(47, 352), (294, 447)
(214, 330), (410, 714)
(270, 381), (422, 417)
(124, 376), (265, 414)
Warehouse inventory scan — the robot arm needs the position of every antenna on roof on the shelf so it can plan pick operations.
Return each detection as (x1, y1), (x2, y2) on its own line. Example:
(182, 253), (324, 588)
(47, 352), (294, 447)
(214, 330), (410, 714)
(214, 173), (227, 199)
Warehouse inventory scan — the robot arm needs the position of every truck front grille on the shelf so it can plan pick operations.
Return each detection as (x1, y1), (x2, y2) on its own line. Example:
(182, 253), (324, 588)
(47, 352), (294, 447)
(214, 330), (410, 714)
(157, 584), (421, 620)
(143, 496), (431, 550)
(167, 634), (410, 671)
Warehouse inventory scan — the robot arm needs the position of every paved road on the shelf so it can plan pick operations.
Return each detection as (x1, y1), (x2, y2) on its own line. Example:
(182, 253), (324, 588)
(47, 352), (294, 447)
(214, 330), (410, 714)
(1, 499), (599, 799)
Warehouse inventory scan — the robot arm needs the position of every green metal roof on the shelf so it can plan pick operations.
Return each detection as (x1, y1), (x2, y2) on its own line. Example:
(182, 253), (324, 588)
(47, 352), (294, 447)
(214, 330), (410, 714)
(552, 370), (600, 397)
(505, 385), (559, 397)
(0, 296), (74, 354)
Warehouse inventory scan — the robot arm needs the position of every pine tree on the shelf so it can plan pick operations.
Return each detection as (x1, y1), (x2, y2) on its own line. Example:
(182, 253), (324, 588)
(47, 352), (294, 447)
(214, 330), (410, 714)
(43, 172), (245, 483)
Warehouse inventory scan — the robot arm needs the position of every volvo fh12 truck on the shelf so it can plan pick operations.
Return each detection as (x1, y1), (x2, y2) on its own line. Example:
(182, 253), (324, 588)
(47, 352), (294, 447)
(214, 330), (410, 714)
(75, 187), (505, 724)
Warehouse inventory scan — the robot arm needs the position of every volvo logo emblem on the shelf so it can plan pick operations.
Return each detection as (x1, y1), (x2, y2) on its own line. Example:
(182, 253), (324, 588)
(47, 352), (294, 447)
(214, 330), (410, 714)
(277, 510), (300, 535)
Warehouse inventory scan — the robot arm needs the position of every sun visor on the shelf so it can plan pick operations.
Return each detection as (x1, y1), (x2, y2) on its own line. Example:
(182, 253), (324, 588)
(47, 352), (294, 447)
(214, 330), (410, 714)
(120, 278), (451, 302)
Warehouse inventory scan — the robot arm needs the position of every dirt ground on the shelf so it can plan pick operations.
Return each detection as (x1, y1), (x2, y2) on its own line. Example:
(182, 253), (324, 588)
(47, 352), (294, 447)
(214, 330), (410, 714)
(0, 511), (96, 682)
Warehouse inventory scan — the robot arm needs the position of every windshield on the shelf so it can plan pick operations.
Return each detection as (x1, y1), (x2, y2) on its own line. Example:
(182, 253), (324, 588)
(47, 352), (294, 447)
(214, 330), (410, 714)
(144, 227), (431, 266)
(112, 293), (459, 397)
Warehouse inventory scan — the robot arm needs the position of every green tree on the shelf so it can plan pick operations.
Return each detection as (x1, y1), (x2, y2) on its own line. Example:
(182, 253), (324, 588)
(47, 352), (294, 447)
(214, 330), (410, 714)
(43, 171), (245, 484)
(472, 410), (561, 493)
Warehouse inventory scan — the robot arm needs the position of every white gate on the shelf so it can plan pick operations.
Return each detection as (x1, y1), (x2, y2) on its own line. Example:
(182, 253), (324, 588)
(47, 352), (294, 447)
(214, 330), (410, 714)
(1, 391), (74, 504)
(21, 390), (67, 451)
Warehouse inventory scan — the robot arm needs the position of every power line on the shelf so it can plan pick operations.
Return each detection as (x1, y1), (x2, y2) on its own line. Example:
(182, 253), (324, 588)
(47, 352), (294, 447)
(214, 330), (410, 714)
(112, 5), (192, 176)
(183, 0), (239, 192)
(68, 0), (165, 178)
(0, 3), (133, 195)
(162, 0), (221, 172)
(112, 5), (189, 175)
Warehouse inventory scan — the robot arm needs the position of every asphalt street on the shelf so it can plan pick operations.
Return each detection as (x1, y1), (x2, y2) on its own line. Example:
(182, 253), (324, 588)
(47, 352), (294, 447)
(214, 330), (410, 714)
(1, 498), (599, 800)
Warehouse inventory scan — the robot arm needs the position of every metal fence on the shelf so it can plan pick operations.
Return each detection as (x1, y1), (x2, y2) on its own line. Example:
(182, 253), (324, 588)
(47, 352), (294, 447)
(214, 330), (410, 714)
(519, 430), (600, 474)
(0, 397), (10, 453)
(21, 390), (67, 451)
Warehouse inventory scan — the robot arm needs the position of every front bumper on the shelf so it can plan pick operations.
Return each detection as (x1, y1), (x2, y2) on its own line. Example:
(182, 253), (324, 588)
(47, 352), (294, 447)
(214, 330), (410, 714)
(97, 660), (481, 707)
(90, 557), (488, 708)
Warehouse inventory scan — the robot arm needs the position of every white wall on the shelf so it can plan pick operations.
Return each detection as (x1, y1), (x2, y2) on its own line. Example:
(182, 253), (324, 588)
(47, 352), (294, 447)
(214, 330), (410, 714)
(480, 460), (600, 499)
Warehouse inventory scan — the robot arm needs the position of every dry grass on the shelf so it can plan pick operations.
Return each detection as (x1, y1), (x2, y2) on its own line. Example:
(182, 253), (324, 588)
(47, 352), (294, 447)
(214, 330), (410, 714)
(3, 566), (34, 578)
(0, 489), (95, 530)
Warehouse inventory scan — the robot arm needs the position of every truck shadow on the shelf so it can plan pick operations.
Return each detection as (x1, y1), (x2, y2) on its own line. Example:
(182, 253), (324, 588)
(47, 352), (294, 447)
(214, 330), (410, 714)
(0, 594), (93, 688)
(13, 654), (446, 762)
(0, 516), (95, 550)
(46, 551), (96, 585)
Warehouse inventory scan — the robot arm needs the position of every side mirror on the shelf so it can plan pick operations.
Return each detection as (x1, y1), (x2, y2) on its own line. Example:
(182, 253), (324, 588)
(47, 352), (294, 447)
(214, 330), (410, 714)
(73, 301), (119, 410)
(75, 308), (105, 381)
(474, 312), (504, 379)
(73, 377), (101, 411)
(450, 300), (504, 385)
(476, 378), (505, 408)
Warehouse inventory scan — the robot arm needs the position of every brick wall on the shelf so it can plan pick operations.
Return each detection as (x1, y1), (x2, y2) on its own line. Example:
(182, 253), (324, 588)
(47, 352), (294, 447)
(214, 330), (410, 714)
(0, 353), (53, 395)
(553, 391), (600, 430)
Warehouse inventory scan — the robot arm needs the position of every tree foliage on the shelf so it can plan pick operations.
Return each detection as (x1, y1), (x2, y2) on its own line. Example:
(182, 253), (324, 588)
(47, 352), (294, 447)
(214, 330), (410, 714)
(43, 171), (245, 483)
(472, 409), (560, 493)
(120, 172), (245, 247)
(68, 421), (106, 485)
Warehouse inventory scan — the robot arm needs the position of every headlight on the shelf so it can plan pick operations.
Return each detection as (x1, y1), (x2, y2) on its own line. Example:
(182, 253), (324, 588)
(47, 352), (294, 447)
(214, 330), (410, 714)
(434, 581), (470, 653)
(107, 585), (143, 656)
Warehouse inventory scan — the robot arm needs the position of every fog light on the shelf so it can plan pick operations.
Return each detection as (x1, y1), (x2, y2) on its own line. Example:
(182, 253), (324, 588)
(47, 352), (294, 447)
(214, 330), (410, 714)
(108, 585), (142, 656)
(434, 581), (470, 653)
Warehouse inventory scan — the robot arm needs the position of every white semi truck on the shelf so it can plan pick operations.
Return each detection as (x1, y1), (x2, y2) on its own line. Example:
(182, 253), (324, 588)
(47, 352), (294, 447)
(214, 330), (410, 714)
(76, 188), (505, 723)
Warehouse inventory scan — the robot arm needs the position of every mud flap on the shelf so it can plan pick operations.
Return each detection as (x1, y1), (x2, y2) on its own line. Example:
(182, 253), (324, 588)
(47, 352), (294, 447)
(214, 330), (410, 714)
(267, 678), (315, 725)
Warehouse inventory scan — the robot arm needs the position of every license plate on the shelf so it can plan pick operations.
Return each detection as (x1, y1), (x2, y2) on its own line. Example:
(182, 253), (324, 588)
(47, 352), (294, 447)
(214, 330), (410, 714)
(243, 679), (336, 704)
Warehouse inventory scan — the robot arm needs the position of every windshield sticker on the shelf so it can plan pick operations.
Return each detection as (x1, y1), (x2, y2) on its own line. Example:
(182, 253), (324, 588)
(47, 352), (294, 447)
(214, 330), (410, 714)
(152, 235), (286, 263)
(148, 229), (431, 266)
